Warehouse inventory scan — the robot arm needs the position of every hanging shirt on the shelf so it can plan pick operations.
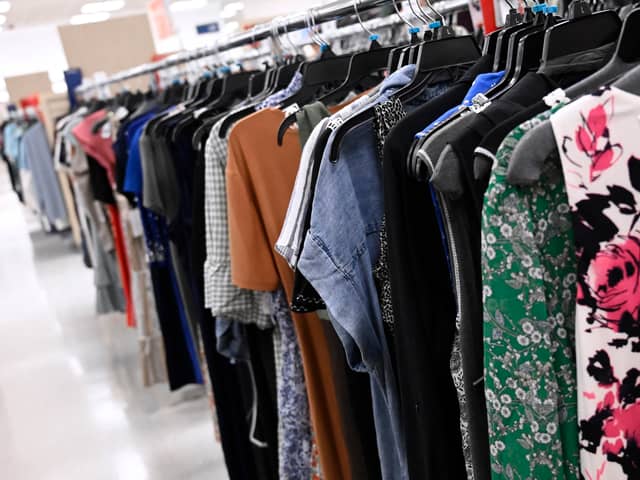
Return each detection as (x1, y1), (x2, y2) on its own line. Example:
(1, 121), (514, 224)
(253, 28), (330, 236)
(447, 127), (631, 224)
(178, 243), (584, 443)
(226, 106), (352, 480)
(203, 117), (273, 328)
(552, 86), (640, 480)
(297, 64), (452, 480)
(72, 109), (117, 184)
(482, 107), (579, 480)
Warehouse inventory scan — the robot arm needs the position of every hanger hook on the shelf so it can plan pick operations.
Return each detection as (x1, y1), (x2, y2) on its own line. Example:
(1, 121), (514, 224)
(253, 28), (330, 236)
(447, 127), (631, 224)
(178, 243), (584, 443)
(407, 0), (432, 25)
(270, 19), (284, 58)
(310, 8), (328, 47)
(391, 0), (415, 28)
(304, 10), (320, 46)
(503, 0), (514, 9)
(353, 0), (377, 38)
(281, 16), (300, 55)
(421, 0), (445, 25)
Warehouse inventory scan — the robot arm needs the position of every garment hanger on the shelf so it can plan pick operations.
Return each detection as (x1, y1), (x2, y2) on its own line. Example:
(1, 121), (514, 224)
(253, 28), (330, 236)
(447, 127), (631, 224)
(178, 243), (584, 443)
(273, 9), (356, 145)
(328, 11), (481, 161)
(218, 21), (304, 139)
(507, 6), (561, 86)
(317, 0), (393, 105)
(397, 0), (438, 67)
(539, 0), (621, 72)
(565, 6), (640, 96)
(482, 3), (549, 97)
(171, 68), (254, 142)
(276, 0), (394, 145)
(492, 7), (530, 72)
(386, 0), (421, 73)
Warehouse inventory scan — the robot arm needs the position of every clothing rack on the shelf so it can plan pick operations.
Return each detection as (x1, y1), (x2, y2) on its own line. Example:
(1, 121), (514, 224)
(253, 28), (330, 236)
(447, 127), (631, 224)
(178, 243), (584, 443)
(76, 0), (469, 94)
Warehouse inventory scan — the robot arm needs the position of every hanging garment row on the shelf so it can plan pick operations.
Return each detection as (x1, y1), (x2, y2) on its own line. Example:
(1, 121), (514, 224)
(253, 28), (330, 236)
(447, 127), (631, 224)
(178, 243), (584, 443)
(53, 0), (640, 478)
(1, 109), (70, 233)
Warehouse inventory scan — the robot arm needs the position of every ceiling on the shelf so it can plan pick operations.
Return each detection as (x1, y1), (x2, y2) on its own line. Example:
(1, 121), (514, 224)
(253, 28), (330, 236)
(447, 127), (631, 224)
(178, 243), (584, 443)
(3, 0), (152, 30)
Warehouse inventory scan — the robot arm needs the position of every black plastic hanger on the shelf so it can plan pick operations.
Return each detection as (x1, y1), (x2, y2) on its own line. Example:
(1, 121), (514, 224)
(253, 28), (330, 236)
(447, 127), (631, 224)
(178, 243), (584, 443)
(611, 7), (640, 64)
(318, 38), (392, 105)
(539, 1), (621, 71)
(171, 70), (253, 142)
(218, 59), (303, 139)
(395, 34), (481, 104)
(387, 28), (421, 73)
(483, 5), (548, 95)
(276, 38), (393, 145)
(492, 18), (531, 71)
(274, 47), (353, 145)
(508, 11), (559, 86)
(328, 34), (481, 162)
(565, 6), (640, 96)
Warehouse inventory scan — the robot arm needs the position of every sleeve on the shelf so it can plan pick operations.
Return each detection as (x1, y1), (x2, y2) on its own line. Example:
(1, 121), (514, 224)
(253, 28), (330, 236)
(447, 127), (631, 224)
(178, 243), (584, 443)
(226, 133), (280, 291)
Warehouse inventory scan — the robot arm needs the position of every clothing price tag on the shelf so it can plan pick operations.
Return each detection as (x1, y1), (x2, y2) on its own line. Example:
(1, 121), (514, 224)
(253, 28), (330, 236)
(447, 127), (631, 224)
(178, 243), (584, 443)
(469, 93), (491, 113)
(543, 88), (570, 107)
(327, 117), (344, 131)
(129, 208), (145, 238)
(283, 103), (300, 116)
(100, 122), (112, 139)
(115, 106), (129, 121)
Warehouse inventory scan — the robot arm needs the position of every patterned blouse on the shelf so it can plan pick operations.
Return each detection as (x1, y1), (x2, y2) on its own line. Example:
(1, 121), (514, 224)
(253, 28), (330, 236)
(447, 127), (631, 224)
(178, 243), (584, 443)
(482, 110), (580, 479)
(552, 86), (640, 479)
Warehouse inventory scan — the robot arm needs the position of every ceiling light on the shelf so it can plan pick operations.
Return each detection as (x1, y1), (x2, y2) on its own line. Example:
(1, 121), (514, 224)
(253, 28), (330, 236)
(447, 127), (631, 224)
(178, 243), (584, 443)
(70, 12), (111, 24)
(169, 0), (207, 12)
(0, 2), (10, 14)
(223, 1), (244, 12)
(0, 15), (5, 25)
(81, 1), (125, 14)
(220, 9), (236, 18)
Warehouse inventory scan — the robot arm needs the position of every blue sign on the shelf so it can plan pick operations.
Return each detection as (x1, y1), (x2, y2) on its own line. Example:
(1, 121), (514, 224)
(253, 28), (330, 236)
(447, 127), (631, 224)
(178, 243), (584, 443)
(196, 22), (220, 34)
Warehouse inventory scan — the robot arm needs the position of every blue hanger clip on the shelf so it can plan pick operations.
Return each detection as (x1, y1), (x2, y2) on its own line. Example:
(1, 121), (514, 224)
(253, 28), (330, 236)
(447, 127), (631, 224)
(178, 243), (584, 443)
(369, 34), (379, 41)
(532, 3), (547, 13)
(320, 43), (329, 52)
(218, 66), (231, 75)
(409, 26), (421, 34)
(546, 5), (558, 13)
(429, 21), (442, 29)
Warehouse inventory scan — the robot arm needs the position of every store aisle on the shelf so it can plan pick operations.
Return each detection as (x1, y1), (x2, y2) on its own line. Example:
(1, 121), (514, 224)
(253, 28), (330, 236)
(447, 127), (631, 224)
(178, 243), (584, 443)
(0, 166), (229, 480)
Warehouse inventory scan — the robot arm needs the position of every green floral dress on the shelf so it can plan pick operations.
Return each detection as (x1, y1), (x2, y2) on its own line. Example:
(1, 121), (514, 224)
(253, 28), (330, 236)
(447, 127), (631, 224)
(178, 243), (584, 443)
(481, 111), (580, 479)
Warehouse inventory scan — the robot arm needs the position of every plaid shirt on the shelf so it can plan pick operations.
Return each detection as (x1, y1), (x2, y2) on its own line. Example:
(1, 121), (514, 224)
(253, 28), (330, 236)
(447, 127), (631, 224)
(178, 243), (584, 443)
(203, 117), (273, 329)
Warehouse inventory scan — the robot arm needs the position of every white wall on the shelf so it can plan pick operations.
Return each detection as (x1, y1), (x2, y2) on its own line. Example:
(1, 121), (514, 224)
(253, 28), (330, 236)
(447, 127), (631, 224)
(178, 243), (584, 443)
(0, 25), (68, 102)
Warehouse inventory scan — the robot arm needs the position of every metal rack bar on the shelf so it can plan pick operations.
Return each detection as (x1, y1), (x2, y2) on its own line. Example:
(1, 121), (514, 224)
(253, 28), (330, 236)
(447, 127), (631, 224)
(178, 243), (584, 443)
(76, 0), (468, 93)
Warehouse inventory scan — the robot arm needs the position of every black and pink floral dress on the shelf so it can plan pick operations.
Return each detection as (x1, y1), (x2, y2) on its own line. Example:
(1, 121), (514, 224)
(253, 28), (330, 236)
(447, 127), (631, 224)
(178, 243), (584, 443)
(552, 86), (640, 479)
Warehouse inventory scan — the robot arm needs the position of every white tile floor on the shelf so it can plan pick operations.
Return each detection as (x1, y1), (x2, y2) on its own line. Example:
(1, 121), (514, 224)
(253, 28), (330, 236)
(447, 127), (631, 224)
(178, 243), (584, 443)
(0, 166), (229, 480)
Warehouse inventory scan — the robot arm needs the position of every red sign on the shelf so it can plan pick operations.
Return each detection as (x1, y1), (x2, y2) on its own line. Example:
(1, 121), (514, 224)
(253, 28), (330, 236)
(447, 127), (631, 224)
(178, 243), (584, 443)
(147, 0), (175, 40)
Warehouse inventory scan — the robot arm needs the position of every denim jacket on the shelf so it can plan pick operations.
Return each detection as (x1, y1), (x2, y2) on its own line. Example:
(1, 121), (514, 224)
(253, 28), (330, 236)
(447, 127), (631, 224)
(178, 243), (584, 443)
(298, 65), (450, 480)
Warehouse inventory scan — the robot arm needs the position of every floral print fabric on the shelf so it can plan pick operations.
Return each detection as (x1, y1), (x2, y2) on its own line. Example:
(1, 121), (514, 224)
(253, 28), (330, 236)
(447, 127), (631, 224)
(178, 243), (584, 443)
(551, 86), (640, 479)
(482, 110), (580, 479)
(271, 289), (313, 480)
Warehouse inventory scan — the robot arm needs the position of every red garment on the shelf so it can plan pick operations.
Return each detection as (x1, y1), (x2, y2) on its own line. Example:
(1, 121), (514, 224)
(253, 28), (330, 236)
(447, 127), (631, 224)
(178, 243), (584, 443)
(107, 204), (135, 328)
(71, 110), (117, 184)
(73, 110), (134, 327)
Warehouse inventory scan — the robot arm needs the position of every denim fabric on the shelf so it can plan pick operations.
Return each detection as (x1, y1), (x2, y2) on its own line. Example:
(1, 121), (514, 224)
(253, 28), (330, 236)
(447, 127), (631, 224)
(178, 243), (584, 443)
(297, 65), (450, 480)
(216, 317), (250, 362)
(256, 71), (303, 110)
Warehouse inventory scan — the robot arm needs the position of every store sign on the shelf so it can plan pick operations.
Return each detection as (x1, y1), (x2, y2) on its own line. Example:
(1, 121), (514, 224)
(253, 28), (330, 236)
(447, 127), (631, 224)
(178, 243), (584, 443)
(196, 22), (220, 35)
(147, 0), (175, 40)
